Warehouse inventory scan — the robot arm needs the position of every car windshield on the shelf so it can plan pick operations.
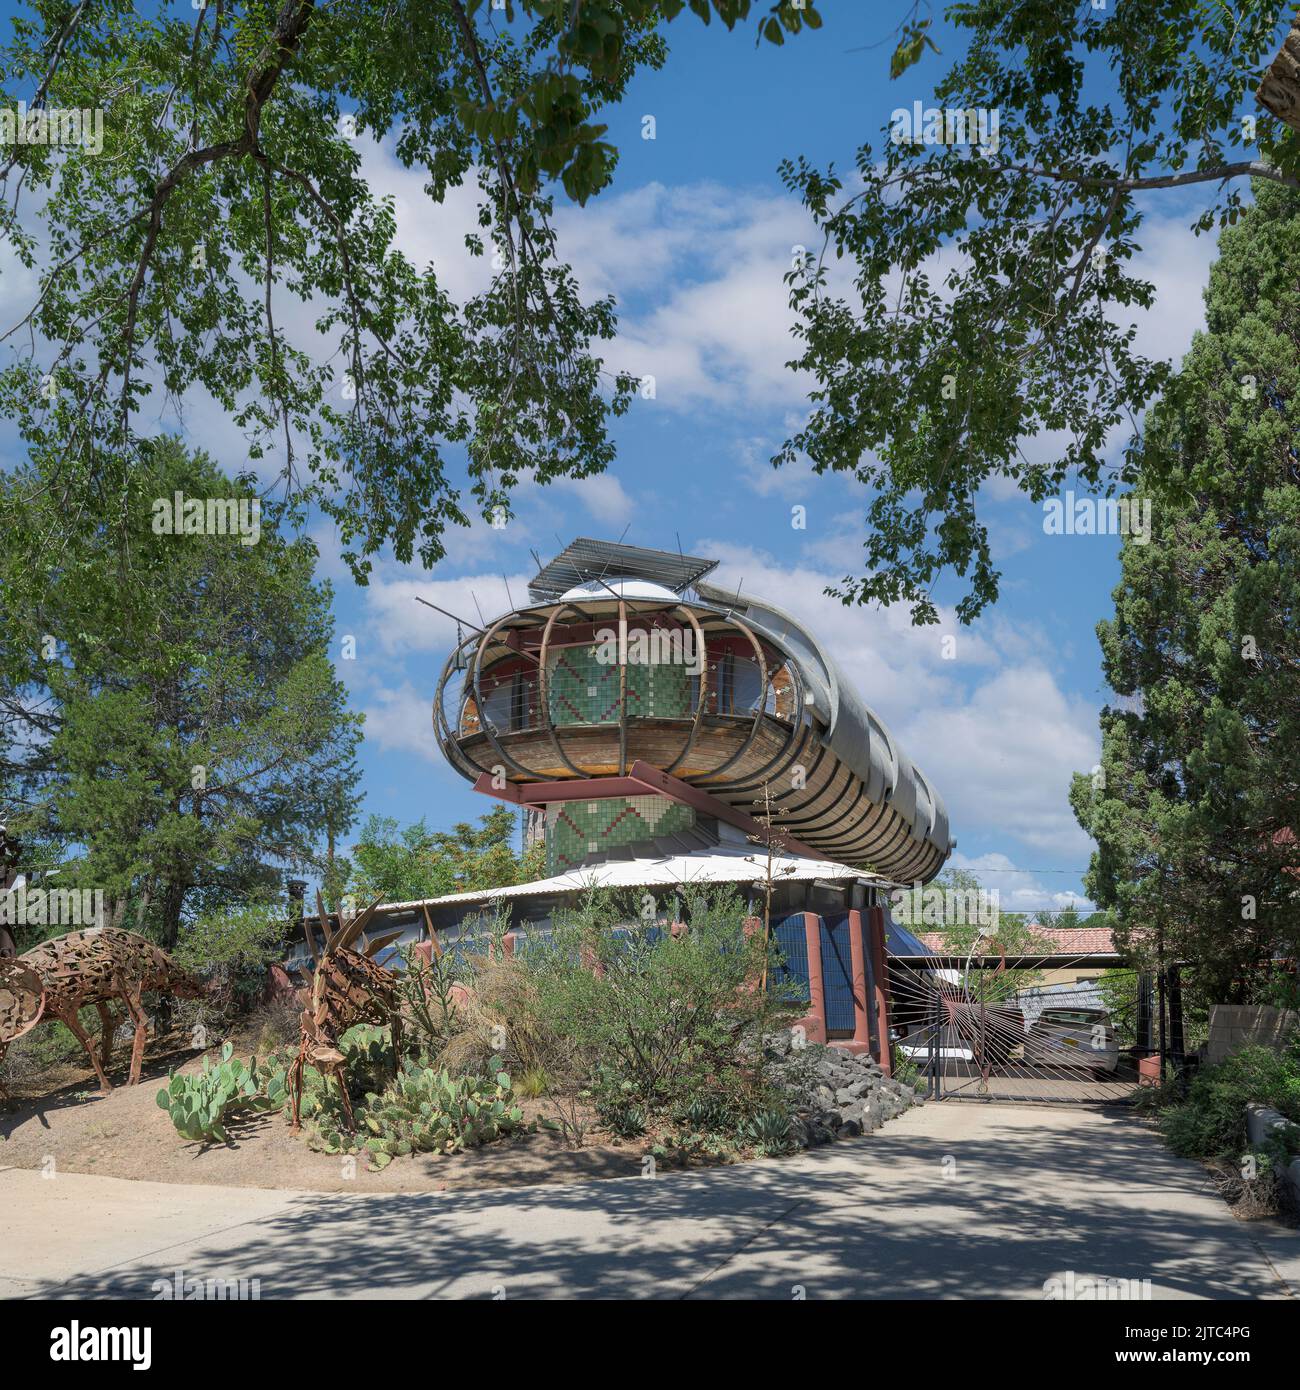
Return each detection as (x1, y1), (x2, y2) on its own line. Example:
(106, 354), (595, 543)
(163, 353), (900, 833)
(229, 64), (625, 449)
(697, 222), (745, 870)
(1040, 1009), (1105, 1026)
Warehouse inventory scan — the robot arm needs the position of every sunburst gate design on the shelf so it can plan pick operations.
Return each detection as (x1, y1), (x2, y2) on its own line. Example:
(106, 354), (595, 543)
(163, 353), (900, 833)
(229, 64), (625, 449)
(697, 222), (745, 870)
(884, 935), (1149, 1104)
(434, 538), (953, 884)
(287, 895), (404, 1133)
(0, 928), (203, 1097)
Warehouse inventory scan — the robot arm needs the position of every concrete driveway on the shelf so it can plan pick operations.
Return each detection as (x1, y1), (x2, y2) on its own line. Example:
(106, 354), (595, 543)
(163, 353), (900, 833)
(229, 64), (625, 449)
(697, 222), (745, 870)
(3, 1102), (1297, 1299)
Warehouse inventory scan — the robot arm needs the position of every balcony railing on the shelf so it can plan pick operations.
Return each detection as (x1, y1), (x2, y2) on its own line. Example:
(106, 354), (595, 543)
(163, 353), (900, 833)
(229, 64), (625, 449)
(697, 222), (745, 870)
(445, 651), (797, 739)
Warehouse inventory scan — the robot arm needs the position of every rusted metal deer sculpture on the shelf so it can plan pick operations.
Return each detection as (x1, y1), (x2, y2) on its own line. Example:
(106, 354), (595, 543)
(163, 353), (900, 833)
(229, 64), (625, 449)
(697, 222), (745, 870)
(0, 927), (204, 1098)
(287, 895), (403, 1133)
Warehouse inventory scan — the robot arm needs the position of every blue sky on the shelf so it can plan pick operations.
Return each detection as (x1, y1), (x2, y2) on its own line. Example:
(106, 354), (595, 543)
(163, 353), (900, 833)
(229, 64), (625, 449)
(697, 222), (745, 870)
(305, 7), (1223, 916)
(0, 4), (1234, 914)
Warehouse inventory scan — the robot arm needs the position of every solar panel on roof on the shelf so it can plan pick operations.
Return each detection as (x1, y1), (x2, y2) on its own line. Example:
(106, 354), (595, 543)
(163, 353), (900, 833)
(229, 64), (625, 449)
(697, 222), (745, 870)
(527, 537), (718, 602)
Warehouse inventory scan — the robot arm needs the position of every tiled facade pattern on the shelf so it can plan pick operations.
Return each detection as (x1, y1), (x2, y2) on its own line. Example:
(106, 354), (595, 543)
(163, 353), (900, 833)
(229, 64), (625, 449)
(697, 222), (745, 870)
(545, 794), (697, 874)
(545, 645), (693, 725)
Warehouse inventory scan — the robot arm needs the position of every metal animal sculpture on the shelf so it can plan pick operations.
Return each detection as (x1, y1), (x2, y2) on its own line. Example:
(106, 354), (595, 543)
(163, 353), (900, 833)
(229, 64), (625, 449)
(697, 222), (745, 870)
(288, 895), (403, 1132)
(0, 959), (45, 1080)
(0, 823), (20, 959)
(0, 927), (203, 1098)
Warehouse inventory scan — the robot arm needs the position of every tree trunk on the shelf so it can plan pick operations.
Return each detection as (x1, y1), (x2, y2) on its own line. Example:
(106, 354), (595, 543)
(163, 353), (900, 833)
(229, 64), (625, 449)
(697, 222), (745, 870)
(159, 879), (187, 951)
(1258, 10), (1300, 132)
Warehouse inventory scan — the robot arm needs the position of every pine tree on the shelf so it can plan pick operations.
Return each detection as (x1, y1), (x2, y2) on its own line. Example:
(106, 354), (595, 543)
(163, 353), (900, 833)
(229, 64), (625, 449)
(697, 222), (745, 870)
(0, 438), (363, 947)
(1071, 182), (1300, 1003)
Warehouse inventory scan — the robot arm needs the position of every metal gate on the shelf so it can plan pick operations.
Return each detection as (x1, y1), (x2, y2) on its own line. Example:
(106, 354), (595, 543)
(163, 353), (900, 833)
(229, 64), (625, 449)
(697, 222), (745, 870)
(884, 946), (1171, 1105)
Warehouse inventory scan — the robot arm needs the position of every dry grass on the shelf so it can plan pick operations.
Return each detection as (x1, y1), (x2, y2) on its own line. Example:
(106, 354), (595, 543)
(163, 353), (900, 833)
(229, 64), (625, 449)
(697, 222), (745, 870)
(437, 956), (554, 1078)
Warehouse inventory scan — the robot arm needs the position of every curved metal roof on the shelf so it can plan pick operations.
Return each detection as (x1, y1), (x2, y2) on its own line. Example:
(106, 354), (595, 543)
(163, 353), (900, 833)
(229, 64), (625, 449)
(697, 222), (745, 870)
(695, 579), (952, 874)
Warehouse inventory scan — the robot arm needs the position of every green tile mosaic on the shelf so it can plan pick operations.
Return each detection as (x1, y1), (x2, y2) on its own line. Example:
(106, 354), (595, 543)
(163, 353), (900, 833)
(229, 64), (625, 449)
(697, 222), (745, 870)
(546, 645), (692, 726)
(546, 795), (696, 873)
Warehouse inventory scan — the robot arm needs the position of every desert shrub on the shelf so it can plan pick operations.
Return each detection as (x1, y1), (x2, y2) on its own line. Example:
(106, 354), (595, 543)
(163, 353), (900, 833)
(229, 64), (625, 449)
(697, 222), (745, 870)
(526, 885), (799, 1129)
(1156, 1041), (1300, 1160)
(436, 952), (556, 1079)
(0, 1008), (98, 1093)
(246, 992), (302, 1053)
(393, 942), (460, 1060)
(515, 1064), (549, 1099)
(890, 1048), (922, 1091)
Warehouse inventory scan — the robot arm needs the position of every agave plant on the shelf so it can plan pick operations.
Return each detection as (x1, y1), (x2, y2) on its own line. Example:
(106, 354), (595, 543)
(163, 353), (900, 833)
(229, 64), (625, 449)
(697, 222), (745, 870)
(599, 1100), (647, 1138)
(744, 1108), (794, 1157)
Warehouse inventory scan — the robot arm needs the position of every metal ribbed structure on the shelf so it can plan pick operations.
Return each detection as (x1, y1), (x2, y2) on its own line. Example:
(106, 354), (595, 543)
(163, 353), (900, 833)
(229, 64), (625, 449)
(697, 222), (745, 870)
(432, 542), (953, 884)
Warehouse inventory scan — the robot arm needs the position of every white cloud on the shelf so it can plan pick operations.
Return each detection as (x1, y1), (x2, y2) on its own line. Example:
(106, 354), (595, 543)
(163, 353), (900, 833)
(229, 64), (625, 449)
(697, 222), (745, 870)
(948, 850), (1095, 917)
(549, 472), (636, 525)
(1118, 209), (1218, 372)
(904, 665), (1098, 861)
(355, 680), (437, 761)
(359, 569), (532, 658)
(550, 181), (817, 410)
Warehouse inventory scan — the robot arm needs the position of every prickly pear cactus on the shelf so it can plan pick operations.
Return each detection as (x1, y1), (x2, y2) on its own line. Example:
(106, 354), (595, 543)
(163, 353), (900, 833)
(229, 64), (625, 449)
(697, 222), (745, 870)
(156, 1041), (285, 1143)
(360, 1056), (524, 1169)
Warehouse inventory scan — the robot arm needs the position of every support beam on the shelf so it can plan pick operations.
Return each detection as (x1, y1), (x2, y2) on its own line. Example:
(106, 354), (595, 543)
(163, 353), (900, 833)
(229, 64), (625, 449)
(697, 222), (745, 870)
(801, 911), (827, 1046)
(887, 952), (1127, 969)
(868, 906), (892, 1075)
(472, 761), (826, 861)
(472, 772), (655, 805)
(843, 908), (871, 1054)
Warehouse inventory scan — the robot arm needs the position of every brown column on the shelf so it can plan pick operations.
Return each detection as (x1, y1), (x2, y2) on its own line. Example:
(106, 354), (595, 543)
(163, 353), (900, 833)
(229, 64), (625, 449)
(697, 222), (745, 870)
(846, 908), (871, 1052)
(868, 905), (892, 1076)
(802, 910), (827, 1045)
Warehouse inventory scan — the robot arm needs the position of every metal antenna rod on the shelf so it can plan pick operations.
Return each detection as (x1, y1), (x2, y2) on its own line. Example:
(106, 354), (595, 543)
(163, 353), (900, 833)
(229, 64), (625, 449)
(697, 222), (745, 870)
(414, 596), (539, 666)
(413, 595), (486, 634)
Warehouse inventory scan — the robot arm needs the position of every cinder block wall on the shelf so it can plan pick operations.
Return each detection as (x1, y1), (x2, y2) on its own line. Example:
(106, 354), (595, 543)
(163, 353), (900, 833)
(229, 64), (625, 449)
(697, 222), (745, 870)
(1205, 1005), (1300, 1065)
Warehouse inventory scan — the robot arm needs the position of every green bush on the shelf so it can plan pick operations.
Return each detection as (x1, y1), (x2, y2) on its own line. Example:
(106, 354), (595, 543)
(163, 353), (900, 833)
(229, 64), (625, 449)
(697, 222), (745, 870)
(172, 901), (290, 1027)
(527, 886), (799, 1133)
(156, 1041), (285, 1143)
(1157, 1042), (1300, 1159)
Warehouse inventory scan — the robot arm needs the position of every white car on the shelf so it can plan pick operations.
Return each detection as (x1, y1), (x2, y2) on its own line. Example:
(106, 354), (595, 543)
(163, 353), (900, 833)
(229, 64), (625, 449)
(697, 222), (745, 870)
(1025, 1007), (1119, 1073)
(896, 1036), (975, 1064)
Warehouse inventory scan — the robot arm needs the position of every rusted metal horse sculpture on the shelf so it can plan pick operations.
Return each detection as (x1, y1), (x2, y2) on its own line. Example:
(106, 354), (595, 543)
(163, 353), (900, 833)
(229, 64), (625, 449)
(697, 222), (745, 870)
(0, 927), (203, 1097)
(288, 896), (403, 1132)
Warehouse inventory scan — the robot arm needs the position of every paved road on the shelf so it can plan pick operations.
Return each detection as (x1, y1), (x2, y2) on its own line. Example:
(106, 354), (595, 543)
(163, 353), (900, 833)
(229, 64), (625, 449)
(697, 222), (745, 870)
(3, 1103), (1297, 1299)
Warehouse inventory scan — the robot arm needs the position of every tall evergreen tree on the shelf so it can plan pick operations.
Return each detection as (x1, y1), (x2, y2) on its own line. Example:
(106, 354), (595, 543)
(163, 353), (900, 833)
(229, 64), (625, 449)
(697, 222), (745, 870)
(0, 438), (363, 947)
(1071, 182), (1300, 1002)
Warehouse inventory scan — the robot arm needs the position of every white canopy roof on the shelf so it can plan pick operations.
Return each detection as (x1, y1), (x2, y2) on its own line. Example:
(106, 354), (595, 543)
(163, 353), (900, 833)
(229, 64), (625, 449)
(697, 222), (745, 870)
(382, 847), (892, 912)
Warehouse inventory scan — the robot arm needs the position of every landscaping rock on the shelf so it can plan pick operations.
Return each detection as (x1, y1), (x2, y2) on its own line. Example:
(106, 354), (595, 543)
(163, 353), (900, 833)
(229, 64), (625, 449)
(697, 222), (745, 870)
(769, 1036), (919, 1150)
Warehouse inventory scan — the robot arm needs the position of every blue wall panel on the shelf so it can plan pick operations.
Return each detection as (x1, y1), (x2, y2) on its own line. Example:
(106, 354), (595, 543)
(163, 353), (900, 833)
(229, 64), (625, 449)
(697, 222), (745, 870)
(820, 913), (857, 1033)
(771, 912), (811, 1006)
